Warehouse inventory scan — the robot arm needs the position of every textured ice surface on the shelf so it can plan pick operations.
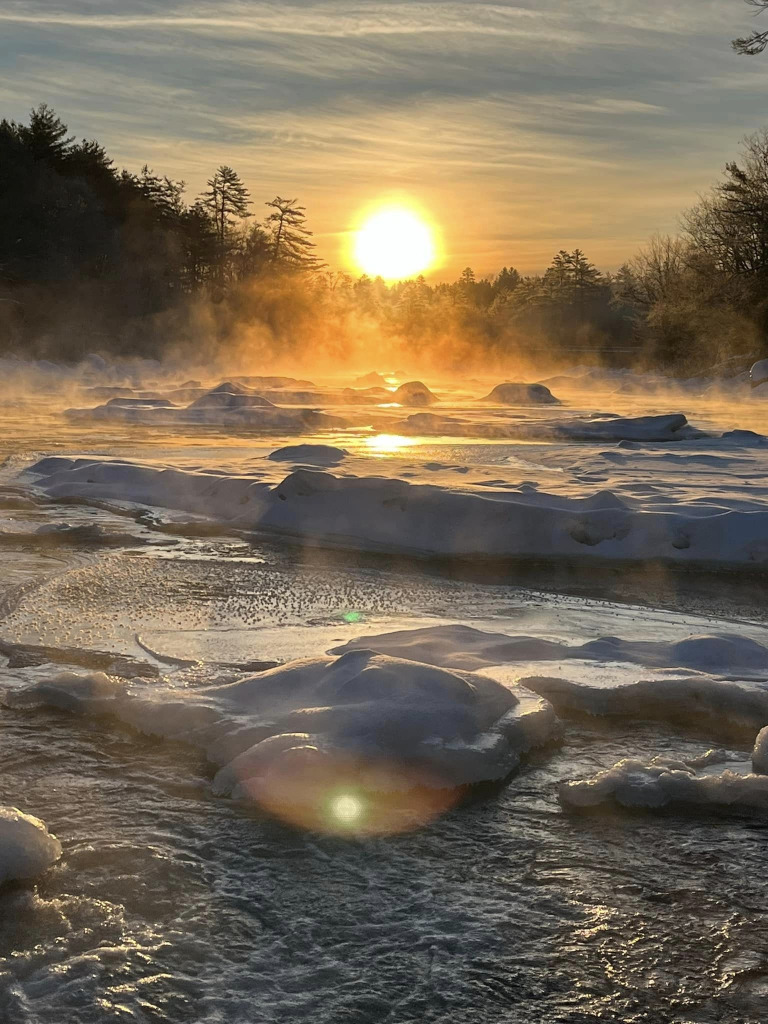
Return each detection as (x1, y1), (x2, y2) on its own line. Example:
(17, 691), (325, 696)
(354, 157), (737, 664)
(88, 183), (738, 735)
(0, 806), (62, 884)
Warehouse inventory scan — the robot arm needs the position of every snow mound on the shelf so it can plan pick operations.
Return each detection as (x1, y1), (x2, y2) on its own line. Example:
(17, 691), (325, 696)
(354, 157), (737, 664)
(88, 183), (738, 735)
(1, 656), (558, 835)
(393, 381), (436, 406)
(753, 727), (768, 774)
(483, 382), (560, 405)
(559, 757), (768, 813)
(268, 445), (349, 465)
(0, 807), (62, 884)
(331, 625), (768, 675)
(189, 386), (276, 410)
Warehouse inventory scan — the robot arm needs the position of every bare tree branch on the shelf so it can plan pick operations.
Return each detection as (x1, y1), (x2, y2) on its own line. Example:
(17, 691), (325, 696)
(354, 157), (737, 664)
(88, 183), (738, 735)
(733, 0), (768, 55)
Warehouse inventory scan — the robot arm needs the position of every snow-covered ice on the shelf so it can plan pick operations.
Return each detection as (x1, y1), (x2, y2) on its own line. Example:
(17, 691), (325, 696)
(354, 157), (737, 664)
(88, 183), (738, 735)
(753, 727), (768, 774)
(1, 654), (559, 833)
(0, 806), (62, 884)
(559, 757), (768, 813)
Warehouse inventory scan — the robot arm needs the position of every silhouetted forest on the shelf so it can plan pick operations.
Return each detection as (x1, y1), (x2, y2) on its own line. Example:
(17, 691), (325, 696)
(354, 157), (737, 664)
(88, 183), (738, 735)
(1, 105), (767, 372)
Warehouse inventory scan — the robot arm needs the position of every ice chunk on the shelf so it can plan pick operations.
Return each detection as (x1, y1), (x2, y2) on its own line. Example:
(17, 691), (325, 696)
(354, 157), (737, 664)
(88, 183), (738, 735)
(554, 413), (703, 442)
(559, 757), (768, 813)
(753, 727), (768, 774)
(2, 656), (559, 835)
(268, 445), (349, 465)
(0, 807), (62, 884)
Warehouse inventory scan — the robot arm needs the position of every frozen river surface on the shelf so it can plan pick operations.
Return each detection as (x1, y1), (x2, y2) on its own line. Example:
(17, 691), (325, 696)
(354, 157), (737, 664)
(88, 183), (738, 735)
(1, 360), (768, 1023)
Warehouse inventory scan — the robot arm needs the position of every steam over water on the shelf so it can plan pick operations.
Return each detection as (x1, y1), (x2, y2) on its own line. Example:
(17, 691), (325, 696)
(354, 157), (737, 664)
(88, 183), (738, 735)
(2, 359), (768, 1022)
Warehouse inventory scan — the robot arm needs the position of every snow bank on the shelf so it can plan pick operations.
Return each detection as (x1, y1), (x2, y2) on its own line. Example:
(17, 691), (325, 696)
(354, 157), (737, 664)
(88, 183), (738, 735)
(753, 727), (768, 774)
(559, 756), (768, 813)
(331, 625), (768, 675)
(483, 382), (560, 405)
(0, 807), (62, 884)
(23, 456), (768, 565)
(1, 656), (558, 834)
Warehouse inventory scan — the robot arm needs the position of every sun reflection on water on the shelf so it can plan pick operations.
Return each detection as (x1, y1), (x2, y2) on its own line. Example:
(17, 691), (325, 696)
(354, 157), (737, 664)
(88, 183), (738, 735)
(365, 434), (416, 455)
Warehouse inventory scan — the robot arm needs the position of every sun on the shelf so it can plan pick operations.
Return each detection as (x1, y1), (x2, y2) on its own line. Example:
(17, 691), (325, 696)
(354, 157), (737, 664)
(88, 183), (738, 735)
(353, 205), (436, 280)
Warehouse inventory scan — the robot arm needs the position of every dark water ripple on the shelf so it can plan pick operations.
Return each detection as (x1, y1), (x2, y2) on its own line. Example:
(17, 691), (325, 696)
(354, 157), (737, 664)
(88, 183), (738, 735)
(1, 710), (767, 1024)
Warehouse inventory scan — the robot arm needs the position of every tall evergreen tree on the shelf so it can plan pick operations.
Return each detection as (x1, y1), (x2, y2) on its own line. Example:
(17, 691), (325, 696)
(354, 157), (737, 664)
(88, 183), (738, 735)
(266, 197), (323, 270)
(201, 166), (251, 244)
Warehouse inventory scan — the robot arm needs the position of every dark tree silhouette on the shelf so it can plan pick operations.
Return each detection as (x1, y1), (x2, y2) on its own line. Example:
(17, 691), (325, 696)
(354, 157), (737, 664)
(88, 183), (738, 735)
(201, 166), (251, 243)
(266, 197), (323, 269)
(733, 0), (768, 55)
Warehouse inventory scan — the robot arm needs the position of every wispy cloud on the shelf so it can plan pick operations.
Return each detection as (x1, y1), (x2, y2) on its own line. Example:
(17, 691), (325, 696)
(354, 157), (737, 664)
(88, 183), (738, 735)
(1, 0), (767, 274)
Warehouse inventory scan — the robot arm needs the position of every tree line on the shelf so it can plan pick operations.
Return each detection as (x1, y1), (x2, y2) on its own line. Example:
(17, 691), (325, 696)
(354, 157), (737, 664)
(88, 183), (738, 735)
(1, 104), (767, 372)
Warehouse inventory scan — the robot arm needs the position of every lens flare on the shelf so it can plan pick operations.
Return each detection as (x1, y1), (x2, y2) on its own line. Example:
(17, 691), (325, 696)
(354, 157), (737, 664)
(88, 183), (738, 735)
(353, 205), (436, 280)
(330, 793), (363, 827)
(238, 751), (463, 837)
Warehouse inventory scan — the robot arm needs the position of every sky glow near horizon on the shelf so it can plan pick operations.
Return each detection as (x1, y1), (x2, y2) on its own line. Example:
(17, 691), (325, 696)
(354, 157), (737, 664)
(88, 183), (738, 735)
(2, 0), (768, 277)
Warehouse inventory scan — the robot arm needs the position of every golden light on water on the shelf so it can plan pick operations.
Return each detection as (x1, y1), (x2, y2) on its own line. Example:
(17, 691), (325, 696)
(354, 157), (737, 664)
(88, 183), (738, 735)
(365, 433), (415, 455)
(353, 205), (437, 280)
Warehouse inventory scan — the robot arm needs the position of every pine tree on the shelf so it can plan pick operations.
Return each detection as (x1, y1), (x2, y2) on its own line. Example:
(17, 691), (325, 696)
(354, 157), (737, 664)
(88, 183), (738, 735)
(18, 103), (73, 162)
(266, 197), (323, 270)
(201, 166), (251, 244)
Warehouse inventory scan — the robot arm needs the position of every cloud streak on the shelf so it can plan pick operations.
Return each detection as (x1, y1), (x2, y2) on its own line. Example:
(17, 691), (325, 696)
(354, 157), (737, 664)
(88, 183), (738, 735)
(1, 0), (768, 275)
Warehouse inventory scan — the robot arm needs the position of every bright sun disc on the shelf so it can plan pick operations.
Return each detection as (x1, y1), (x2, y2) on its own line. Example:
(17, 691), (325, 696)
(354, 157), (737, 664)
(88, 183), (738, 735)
(354, 206), (435, 280)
